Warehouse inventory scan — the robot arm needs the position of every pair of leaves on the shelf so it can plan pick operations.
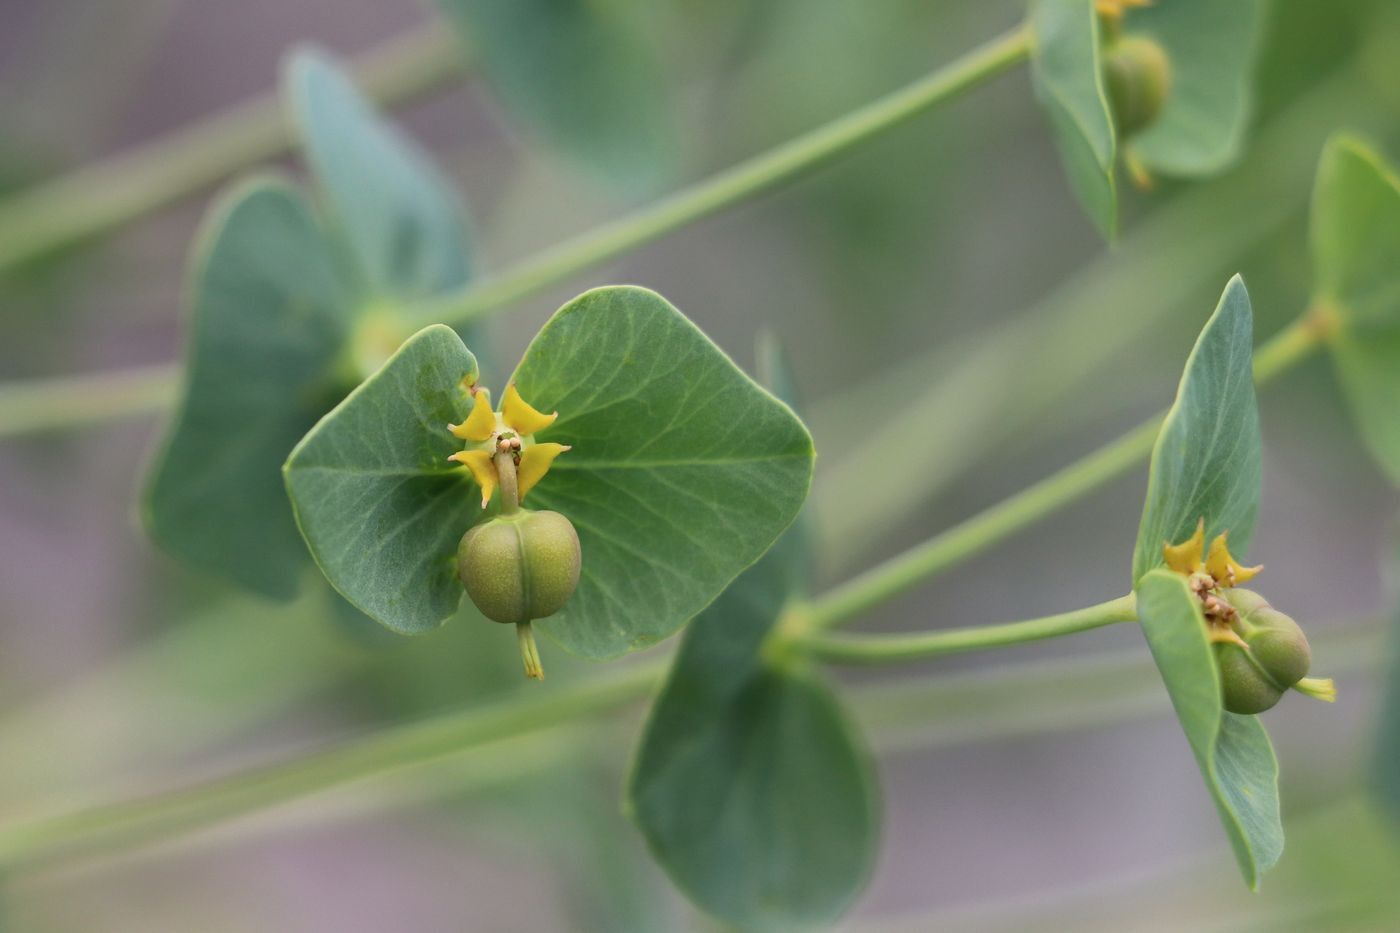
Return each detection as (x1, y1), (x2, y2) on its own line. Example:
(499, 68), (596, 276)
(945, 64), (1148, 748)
(284, 287), (815, 660)
(1132, 276), (1283, 888)
(625, 338), (878, 931)
(1310, 136), (1400, 486)
(144, 49), (476, 598)
(436, 0), (676, 194)
(1029, 0), (1263, 236)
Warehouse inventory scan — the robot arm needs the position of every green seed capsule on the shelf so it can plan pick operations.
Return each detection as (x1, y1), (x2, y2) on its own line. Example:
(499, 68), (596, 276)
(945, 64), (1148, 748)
(1212, 589), (1313, 715)
(1215, 642), (1285, 715)
(457, 509), (582, 625)
(1102, 35), (1172, 138)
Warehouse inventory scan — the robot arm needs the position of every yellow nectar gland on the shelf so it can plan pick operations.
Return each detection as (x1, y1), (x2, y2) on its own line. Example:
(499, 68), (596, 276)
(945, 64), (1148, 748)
(1162, 519), (1262, 646)
(446, 384), (570, 507)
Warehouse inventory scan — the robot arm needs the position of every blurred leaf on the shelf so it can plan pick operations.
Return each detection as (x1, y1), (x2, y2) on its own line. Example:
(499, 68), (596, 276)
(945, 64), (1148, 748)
(1132, 276), (1260, 584)
(286, 289), (813, 654)
(1136, 568), (1283, 887)
(144, 179), (352, 597)
(436, 0), (675, 193)
(286, 47), (476, 303)
(1311, 136), (1400, 485)
(1127, 0), (1264, 175)
(516, 287), (814, 658)
(147, 54), (488, 599)
(626, 524), (874, 930)
(755, 327), (802, 414)
(627, 334), (874, 930)
(284, 324), (479, 633)
(1030, 0), (1117, 237)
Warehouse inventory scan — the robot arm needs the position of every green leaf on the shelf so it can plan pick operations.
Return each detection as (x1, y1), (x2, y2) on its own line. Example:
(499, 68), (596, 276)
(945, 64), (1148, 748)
(1135, 568), (1283, 887)
(436, 0), (675, 193)
(1030, 0), (1117, 238)
(515, 287), (815, 659)
(627, 334), (874, 929)
(1132, 275), (1260, 584)
(627, 547), (876, 930)
(1125, 0), (1264, 176)
(1311, 136), (1400, 485)
(144, 178), (352, 597)
(284, 324), (479, 634)
(286, 47), (476, 302)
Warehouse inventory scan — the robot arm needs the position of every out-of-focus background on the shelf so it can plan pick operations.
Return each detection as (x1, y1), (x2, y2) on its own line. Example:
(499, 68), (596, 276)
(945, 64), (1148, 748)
(2, 0), (1399, 929)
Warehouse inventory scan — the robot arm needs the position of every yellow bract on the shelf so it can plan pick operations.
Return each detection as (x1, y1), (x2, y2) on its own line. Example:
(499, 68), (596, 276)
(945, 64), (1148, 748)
(1162, 518), (1262, 585)
(449, 389), (497, 443)
(446, 384), (569, 508)
(503, 384), (558, 435)
(448, 449), (497, 507)
(1204, 532), (1262, 586)
(518, 443), (570, 500)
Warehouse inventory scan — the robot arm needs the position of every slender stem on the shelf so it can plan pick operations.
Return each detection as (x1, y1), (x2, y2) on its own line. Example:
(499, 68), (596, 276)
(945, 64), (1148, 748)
(517, 622), (544, 680)
(0, 362), (178, 439)
(0, 661), (664, 874)
(410, 25), (1032, 327)
(0, 616), (1378, 876)
(800, 595), (1137, 666)
(0, 24), (468, 274)
(1253, 301), (1338, 381)
(493, 448), (545, 679)
(802, 313), (1329, 634)
(0, 24), (1030, 440)
(493, 447), (521, 516)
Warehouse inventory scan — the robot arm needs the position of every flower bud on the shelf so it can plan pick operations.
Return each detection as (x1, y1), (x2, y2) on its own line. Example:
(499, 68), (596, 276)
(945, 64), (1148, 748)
(457, 509), (581, 625)
(1102, 35), (1172, 138)
(1212, 589), (1313, 715)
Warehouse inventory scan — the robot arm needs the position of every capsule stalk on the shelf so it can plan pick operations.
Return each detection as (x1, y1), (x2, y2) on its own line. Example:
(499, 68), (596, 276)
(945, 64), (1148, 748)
(517, 621), (545, 680)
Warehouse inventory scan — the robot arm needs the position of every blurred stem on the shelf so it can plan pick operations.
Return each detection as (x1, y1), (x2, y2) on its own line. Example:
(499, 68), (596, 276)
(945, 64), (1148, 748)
(813, 63), (1382, 565)
(0, 23), (1030, 439)
(410, 24), (1032, 327)
(0, 661), (665, 874)
(799, 595), (1137, 666)
(0, 616), (1379, 876)
(0, 23), (468, 274)
(800, 312), (1328, 634)
(0, 362), (177, 438)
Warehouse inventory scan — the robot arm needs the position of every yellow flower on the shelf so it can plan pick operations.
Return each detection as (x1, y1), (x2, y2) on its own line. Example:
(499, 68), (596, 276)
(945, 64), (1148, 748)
(446, 384), (570, 508)
(1162, 518), (1262, 587)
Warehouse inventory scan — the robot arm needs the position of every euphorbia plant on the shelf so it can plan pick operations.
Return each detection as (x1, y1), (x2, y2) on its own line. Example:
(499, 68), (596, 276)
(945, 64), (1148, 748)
(7, 3), (1400, 932)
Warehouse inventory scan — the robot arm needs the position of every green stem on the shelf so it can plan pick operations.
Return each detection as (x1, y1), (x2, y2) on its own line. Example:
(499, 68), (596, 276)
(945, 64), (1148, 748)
(0, 661), (663, 874)
(410, 25), (1032, 328)
(0, 24), (467, 274)
(802, 312), (1329, 634)
(0, 616), (1378, 876)
(494, 447), (521, 515)
(799, 595), (1137, 666)
(516, 622), (545, 681)
(0, 362), (178, 439)
(0, 24), (1030, 440)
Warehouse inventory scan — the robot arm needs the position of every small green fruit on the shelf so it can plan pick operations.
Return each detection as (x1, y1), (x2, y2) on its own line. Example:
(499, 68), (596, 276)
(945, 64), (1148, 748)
(457, 509), (582, 625)
(1212, 589), (1313, 715)
(1103, 35), (1172, 138)
(1215, 643), (1285, 715)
